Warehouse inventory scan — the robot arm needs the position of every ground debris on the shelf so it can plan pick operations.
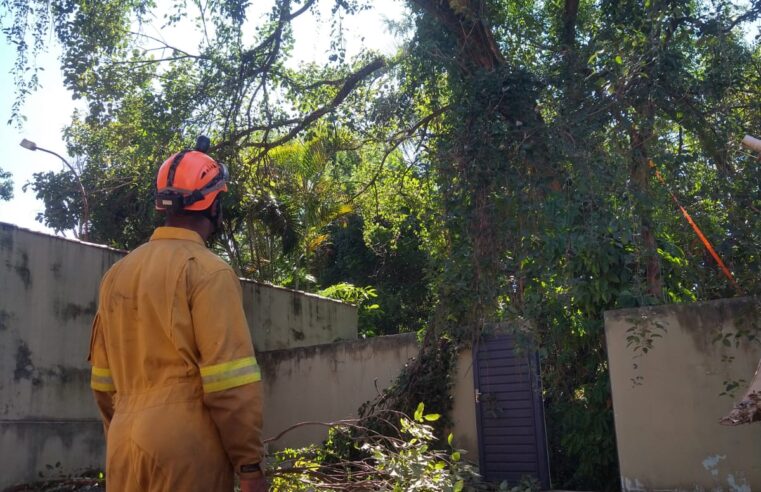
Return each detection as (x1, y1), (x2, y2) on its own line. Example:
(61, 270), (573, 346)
(3, 478), (102, 492)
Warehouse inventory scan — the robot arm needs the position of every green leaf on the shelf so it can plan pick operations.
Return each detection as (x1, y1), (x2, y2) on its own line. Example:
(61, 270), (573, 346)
(414, 402), (425, 422)
(615, 55), (623, 65)
(447, 433), (454, 446)
(451, 451), (461, 462)
(424, 413), (441, 421)
(454, 479), (464, 492)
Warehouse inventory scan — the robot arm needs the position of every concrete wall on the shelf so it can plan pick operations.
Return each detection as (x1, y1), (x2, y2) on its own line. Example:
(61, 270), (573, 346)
(451, 348), (479, 463)
(0, 222), (356, 488)
(605, 297), (761, 491)
(241, 280), (356, 351)
(260, 333), (420, 450)
(0, 224), (123, 488)
(259, 337), (479, 463)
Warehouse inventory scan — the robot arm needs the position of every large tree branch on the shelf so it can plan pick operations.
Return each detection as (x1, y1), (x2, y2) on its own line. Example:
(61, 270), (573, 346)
(561, 0), (580, 50)
(254, 58), (386, 150)
(242, 0), (318, 63)
(219, 0), (318, 139)
(217, 58), (386, 152)
(286, 0), (318, 21)
(721, 4), (761, 33)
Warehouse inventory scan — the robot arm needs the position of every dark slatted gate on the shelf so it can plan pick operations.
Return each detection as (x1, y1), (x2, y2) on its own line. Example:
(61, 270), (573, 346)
(474, 334), (550, 487)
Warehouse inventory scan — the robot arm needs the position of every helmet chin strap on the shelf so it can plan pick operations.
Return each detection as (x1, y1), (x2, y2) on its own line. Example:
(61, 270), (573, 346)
(204, 196), (224, 246)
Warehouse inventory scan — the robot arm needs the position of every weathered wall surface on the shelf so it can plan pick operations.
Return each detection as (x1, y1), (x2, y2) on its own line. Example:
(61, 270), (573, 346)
(0, 224), (123, 488)
(451, 347), (479, 463)
(260, 337), (479, 461)
(241, 280), (357, 351)
(260, 333), (420, 450)
(0, 222), (356, 489)
(605, 297), (761, 491)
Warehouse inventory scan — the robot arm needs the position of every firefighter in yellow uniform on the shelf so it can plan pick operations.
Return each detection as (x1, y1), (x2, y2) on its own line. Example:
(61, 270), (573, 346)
(88, 136), (267, 492)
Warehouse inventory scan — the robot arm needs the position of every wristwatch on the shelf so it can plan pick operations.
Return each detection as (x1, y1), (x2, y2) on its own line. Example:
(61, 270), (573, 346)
(240, 462), (264, 476)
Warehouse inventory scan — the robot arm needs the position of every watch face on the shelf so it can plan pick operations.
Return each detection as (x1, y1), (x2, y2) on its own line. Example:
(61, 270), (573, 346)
(240, 463), (261, 473)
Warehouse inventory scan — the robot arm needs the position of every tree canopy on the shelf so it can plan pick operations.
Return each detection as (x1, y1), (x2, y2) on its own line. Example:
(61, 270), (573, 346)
(3, 0), (760, 488)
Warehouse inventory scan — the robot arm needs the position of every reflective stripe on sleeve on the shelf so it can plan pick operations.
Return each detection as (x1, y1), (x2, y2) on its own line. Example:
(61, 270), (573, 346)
(200, 356), (261, 393)
(91, 366), (115, 392)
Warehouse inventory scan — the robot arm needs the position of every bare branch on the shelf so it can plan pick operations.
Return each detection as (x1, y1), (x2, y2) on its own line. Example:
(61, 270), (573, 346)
(286, 0), (318, 21)
(128, 31), (204, 59)
(264, 419), (359, 444)
(349, 105), (449, 202)
(110, 55), (201, 66)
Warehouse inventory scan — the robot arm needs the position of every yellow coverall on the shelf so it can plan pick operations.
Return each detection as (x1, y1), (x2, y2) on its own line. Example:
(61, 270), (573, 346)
(88, 226), (264, 491)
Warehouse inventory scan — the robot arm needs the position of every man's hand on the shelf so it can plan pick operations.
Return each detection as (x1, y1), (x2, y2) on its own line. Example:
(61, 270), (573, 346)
(240, 476), (268, 492)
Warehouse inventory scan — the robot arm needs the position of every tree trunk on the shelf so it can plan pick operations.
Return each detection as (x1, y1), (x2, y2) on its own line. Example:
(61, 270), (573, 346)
(410, 0), (556, 337)
(630, 125), (663, 299)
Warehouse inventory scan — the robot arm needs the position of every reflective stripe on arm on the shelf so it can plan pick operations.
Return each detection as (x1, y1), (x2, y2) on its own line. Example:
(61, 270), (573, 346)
(91, 366), (116, 392)
(200, 356), (261, 393)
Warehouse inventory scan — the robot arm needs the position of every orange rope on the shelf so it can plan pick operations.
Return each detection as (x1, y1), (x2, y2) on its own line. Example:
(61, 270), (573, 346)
(648, 160), (744, 294)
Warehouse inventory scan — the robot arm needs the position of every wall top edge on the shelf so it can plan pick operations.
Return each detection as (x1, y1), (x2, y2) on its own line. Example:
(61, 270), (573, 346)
(603, 296), (759, 322)
(1, 221), (127, 254)
(240, 277), (354, 306)
(260, 332), (418, 358)
(2, 221), (354, 306)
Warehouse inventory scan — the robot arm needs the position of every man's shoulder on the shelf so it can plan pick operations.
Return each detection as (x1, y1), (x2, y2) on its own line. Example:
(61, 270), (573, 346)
(186, 252), (239, 293)
(102, 242), (149, 276)
(146, 237), (232, 276)
(189, 246), (235, 275)
(103, 236), (235, 282)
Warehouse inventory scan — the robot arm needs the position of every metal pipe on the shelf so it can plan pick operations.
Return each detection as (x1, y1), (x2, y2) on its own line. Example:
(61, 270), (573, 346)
(19, 139), (90, 240)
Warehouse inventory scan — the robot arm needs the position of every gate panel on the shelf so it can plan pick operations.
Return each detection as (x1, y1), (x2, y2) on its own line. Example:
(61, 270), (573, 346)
(474, 334), (550, 487)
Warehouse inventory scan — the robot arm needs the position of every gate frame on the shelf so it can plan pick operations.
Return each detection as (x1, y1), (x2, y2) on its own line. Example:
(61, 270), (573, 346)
(472, 334), (551, 488)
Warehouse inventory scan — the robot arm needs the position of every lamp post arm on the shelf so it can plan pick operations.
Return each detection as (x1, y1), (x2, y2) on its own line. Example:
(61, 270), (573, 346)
(37, 147), (90, 240)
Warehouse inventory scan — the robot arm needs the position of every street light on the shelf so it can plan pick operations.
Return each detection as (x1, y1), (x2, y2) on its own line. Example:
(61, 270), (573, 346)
(19, 138), (90, 240)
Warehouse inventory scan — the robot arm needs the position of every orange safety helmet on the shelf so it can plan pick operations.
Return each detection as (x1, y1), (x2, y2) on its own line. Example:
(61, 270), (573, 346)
(155, 136), (229, 212)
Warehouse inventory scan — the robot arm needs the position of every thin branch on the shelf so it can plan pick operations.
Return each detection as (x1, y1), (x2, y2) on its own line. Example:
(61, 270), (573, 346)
(128, 31), (204, 59)
(110, 55), (201, 66)
(198, 0), (212, 47)
(349, 105), (449, 202)
(265, 419), (359, 444)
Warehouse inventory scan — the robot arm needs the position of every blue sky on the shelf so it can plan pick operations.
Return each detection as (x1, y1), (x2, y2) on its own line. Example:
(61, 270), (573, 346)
(0, 1), (406, 236)
(0, 30), (77, 233)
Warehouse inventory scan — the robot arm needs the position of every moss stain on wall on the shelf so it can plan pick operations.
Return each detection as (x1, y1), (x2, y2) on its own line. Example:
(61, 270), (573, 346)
(14, 250), (32, 290)
(0, 309), (13, 331)
(14, 341), (36, 384)
(54, 301), (97, 323)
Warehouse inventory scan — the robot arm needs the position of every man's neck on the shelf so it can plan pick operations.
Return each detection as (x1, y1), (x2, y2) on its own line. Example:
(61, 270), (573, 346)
(164, 215), (212, 242)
